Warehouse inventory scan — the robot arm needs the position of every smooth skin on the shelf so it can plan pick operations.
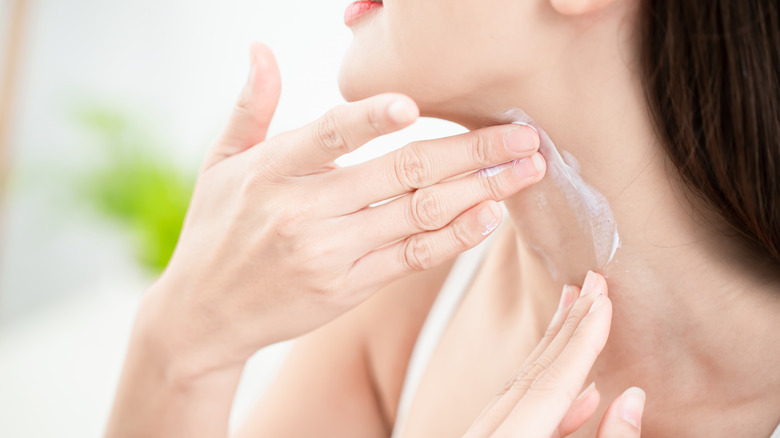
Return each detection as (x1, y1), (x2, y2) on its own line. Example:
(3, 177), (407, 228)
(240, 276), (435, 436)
(335, 0), (780, 435)
(105, 43), (644, 437)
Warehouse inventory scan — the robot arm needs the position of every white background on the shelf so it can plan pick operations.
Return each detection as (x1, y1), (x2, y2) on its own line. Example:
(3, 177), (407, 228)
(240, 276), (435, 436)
(0, 0), (463, 436)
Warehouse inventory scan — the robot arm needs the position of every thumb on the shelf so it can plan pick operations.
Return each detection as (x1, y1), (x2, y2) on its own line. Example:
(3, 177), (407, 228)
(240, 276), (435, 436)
(205, 42), (282, 169)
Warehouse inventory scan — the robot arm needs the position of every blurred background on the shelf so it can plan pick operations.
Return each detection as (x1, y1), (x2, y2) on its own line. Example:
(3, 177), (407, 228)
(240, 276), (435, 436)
(0, 0), (463, 435)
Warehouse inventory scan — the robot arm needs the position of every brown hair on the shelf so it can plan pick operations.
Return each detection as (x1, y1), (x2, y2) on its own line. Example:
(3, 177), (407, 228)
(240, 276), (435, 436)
(640, 1), (780, 262)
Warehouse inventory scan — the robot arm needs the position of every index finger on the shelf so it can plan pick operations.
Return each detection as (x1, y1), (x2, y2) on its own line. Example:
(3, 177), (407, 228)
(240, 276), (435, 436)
(253, 93), (418, 177)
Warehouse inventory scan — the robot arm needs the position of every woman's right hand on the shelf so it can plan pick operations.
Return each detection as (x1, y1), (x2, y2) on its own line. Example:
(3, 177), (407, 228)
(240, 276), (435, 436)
(137, 42), (546, 379)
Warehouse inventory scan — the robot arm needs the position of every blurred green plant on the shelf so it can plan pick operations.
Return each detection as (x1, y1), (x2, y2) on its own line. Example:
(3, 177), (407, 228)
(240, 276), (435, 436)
(75, 105), (195, 274)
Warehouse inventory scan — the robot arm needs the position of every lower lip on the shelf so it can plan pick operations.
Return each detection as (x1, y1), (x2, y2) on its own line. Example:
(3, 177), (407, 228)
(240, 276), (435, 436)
(344, 1), (383, 27)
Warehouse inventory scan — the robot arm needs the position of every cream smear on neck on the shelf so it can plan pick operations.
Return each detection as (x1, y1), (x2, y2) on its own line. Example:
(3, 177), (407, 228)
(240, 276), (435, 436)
(504, 108), (620, 269)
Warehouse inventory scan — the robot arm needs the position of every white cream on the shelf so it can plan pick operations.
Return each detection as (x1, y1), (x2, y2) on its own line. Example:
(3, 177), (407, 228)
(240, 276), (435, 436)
(504, 108), (620, 269)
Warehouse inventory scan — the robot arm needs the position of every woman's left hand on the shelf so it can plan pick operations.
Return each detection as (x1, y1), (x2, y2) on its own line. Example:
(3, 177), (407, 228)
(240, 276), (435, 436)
(464, 271), (646, 438)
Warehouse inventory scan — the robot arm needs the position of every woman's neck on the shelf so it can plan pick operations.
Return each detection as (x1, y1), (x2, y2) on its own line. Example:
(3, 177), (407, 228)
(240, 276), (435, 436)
(440, 57), (780, 435)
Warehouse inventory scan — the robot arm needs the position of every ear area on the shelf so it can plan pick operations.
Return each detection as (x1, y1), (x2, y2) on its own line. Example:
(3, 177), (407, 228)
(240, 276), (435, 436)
(550, 0), (620, 16)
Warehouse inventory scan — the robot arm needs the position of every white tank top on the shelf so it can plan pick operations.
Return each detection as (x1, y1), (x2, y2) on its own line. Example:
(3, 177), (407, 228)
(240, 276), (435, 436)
(388, 208), (780, 438)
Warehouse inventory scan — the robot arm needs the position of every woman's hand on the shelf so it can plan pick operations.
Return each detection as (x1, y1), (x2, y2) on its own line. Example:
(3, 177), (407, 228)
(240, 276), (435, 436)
(107, 42), (545, 437)
(138, 42), (546, 379)
(465, 272), (645, 438)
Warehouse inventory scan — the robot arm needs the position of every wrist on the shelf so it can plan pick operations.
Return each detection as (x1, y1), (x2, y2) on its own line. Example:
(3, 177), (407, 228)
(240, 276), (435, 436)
(107, 287), (245, 438)
(132, 278), (247, 388)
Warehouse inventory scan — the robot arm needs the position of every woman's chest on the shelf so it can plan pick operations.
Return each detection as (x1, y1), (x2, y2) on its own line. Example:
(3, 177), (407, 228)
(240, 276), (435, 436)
(394, 271), (551, 438)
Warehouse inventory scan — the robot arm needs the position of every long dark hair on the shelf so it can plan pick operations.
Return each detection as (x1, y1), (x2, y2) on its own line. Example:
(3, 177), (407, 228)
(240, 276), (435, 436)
(640, 1), (780, 263)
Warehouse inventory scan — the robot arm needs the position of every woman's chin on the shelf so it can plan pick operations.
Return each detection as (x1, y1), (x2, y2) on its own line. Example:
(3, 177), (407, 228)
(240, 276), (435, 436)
(337, 72), (370, 103)
(337, 58), (466, 122)
(337, 61), (396, 103)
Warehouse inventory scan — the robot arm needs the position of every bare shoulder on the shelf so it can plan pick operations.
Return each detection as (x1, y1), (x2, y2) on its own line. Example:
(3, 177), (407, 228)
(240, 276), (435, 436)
(356, 259), (457, 428)
(233, 259), (455, 438)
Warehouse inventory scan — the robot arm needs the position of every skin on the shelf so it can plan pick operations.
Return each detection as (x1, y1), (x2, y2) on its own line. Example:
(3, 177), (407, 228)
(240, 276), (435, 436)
(105, 42), (637, 436)
(334, 0), (780, 436)
(107, 0), (780, 437)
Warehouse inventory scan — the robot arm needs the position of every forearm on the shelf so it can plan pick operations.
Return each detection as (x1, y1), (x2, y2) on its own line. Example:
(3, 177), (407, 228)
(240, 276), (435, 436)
(105, 292), (246, 438)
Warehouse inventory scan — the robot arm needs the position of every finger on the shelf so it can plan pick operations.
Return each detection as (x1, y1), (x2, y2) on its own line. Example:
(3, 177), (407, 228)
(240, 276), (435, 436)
(491, 292), (612, 438)
(520, 284), (589, 370)
(465, 275), (606, 437)
(476, 273), (607, 429)
(330, 123), (540, 213)
(347, 152), (545, 253)
(205, 42), (282, 169)
(553, 382), (601, 438)
(346, 200), (502, 292)
(255, 93), (418, 178)
(463, 285), (578, 438)
(510, 272), (608, 390)
(596, 387), (646, 438)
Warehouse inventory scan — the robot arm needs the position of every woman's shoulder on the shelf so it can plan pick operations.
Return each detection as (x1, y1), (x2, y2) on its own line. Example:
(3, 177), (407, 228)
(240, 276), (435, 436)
(357, 258), (457, 426)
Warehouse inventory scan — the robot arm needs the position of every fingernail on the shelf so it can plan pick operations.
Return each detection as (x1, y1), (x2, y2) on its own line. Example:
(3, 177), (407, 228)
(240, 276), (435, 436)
(619, 387), (646, 428)
(477, 203), (502, 236)
(558, 285), (575, 313)
(588, 294), (606, 314)
(531, 152), (545, 172)
(388, 98), (417, 124)
(580, 270), (599, 296)
(477, 161), (513, 178)
(575, 382), (596, 401)
(512, 153), (544, 178)
(505, 126), (539, 154)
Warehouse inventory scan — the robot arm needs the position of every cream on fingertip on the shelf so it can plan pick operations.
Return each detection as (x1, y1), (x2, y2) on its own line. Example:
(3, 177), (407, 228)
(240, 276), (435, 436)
(512, 156), (541, 178)
(478, 203), (502, 236)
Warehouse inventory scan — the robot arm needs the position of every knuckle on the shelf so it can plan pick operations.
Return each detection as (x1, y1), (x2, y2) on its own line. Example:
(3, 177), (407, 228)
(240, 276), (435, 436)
(401, 236), (435, 271)
(366, 104), (384, 134)
(312, 280), (338, 299)
(408, 189), (444, 231)
(481, 171), (505, 200)
(468, 132), (493, 166)
(559, 313), (581, 336)
(248, 156), (284, 185)
(542, 320), (563, 342)
(271, 210), (305, 238)
(316, 108), (349, 155)
(234, 89), (253, 114)
(450, 218), (474, 248)
(394, 146), (429, 189)
(511, 358), (550, 390)
(530, 364), (574, 398)
(272, 218), (296, 239)
(526, 356), (553, 378)
(571, 324), (605, 358)
(494, 375), (515, 398)
(510, 375), (536, 394)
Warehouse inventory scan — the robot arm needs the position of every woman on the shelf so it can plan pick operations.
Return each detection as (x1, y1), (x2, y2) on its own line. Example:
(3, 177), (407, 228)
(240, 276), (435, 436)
(106, 0), (780, 437)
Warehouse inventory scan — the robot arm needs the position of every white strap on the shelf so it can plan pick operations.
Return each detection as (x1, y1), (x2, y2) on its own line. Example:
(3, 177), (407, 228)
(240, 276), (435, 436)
(390, 211), (504, 438)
